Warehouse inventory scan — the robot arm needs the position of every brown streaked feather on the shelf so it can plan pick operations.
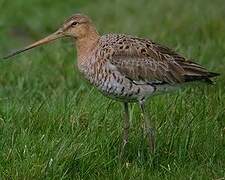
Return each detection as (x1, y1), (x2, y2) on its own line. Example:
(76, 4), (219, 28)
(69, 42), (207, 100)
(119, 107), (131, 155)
(99, 34), (218, 85)
(102, 35), (185, 84)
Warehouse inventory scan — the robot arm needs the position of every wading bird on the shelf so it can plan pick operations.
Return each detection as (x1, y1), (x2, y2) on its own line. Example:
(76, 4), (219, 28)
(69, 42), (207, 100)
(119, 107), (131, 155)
(3, 14), (219, 153)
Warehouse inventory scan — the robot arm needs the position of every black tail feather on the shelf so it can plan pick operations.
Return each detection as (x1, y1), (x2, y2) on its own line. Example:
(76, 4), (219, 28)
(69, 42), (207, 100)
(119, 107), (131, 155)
(184, 72), (220, 84)
(206, 72), (220, 78)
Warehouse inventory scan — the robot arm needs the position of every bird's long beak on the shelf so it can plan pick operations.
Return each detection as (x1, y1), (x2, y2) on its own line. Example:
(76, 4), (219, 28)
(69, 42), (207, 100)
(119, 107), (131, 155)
(3, 29), (64, 59)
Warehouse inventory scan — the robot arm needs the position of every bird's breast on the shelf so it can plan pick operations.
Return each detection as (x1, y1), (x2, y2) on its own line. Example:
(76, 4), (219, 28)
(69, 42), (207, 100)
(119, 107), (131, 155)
(77, 58), (155, 102)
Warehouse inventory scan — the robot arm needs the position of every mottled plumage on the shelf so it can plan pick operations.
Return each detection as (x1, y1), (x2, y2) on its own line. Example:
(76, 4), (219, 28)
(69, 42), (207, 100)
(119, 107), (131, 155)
(3, 14), (219, 153)
(78, 33), (218, 103)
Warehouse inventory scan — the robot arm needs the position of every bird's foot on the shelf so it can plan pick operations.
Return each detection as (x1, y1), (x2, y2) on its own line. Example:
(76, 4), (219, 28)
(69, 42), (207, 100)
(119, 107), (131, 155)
(119, 138), (128, 159)
(146, 127), (155, 153)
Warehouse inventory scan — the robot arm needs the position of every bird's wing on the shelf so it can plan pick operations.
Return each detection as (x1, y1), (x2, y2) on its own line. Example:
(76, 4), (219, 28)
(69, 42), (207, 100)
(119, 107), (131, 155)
(102, 35), (211, 85)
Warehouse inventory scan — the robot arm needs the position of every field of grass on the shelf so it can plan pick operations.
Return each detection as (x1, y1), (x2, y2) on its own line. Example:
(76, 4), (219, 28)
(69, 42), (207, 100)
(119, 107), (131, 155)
(0, 0), (225, 179)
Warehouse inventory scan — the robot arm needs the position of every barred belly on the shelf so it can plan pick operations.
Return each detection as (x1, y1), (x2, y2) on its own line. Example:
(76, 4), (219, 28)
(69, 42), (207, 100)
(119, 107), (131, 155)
(79, 62), (155, 102)
(94, 73), (155, 102)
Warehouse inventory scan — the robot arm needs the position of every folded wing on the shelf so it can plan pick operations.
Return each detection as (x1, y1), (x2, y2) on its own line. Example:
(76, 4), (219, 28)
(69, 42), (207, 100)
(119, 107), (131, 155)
(105, 35), (218, 85)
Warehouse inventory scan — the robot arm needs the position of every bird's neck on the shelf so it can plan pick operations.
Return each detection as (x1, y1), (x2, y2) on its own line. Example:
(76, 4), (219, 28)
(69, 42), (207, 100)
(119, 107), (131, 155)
(76, 29), (100, 64)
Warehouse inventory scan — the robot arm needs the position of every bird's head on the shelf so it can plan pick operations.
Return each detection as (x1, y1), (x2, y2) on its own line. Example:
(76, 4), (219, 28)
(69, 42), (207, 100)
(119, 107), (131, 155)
(62, 14), (96, 39)
(3, 14), (99, 59)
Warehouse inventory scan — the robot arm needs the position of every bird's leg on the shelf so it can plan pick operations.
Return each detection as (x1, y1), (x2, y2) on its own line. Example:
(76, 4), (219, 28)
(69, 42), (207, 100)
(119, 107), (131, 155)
(139, 101), (155, 153)
(120, 102), (130, 156)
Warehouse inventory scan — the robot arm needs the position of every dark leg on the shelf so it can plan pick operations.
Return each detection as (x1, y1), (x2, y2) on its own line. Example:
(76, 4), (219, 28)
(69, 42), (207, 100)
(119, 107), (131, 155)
(120, 102), (130, 156)
(139, 101), (155, 153)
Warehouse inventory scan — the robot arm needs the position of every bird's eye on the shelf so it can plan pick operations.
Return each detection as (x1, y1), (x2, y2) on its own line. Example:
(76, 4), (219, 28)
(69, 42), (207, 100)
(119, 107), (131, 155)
(71, 22), (78, 26)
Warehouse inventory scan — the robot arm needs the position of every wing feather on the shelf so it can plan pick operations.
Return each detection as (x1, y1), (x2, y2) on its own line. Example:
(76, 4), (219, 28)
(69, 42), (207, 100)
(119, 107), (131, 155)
(99, 34), (217, 85)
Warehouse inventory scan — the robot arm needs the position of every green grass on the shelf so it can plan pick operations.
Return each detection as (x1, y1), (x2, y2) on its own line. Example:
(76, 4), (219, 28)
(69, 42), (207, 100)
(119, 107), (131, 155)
(0, 0), (225, 179)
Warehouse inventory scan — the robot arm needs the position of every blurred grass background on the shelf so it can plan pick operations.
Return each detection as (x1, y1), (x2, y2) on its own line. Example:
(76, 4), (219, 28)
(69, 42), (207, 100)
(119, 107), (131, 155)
(0, 0), (225, 179)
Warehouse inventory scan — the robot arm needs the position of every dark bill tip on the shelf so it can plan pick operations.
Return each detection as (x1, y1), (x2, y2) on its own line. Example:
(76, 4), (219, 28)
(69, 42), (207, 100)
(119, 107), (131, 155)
(2, 48), (31, 60)
(1, 30), (64, 61)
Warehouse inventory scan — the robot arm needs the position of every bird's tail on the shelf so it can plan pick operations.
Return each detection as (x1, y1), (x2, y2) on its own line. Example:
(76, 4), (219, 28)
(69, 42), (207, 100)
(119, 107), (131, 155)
(177, 60), (220, 84)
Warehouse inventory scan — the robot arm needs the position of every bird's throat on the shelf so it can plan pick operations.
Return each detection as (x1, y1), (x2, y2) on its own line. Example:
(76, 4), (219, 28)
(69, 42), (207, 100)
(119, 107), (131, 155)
(76, 28), (100, 64)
